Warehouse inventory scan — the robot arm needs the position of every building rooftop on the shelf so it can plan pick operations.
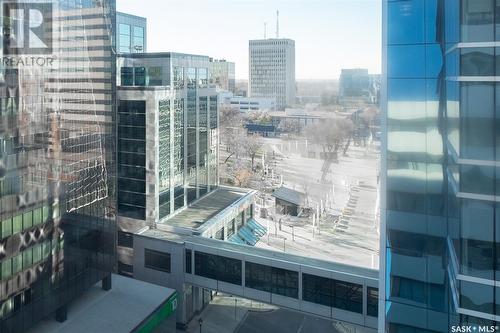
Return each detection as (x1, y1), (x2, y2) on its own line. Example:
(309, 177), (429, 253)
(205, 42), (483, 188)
(27, 274), (176, 333)
(137, 227), (378, 280)
(157, 187), (255, 233)
(117, 11), (147, 21)
(117, 52), (209, 61)
(272, 186), (306, 206)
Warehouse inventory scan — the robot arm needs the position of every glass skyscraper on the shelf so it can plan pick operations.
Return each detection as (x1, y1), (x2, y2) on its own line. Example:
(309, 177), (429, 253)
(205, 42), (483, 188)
(0, 1), (116, 331)
(382, 0), (500, 331)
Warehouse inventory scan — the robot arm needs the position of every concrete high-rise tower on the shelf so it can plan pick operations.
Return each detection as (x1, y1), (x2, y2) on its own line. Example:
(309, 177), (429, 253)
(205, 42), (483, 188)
(248, 38), (295, 111)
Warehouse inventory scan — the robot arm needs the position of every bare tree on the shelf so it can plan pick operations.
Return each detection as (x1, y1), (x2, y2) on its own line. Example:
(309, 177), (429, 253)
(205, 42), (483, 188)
(305, 117), (354, 156)
(219, 105), (242, 130)
(226, 158), (252, 187)
(223, 128), (246, 164)
(219, 106), (246, 164)
(277, 119), (301, 137)
(242, 134), (263, 170)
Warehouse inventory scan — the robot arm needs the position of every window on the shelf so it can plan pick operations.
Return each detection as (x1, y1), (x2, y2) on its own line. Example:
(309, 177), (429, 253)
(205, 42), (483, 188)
(118, 262), (133, 277)
(121, 67), (134, 86)
(134, 67), (146, 86)
(388, 45), (425, 78)
(245, 262), (298, 299)
(367, 287), (379, 317)
(144, 249), (171, 273)
(119, 23), (131, 53)
(388, 0), (425, 45)
(148, 66), (162, 86)
(461, 48), (494, 76)
(227, 220), (235, 239)
(246, 205), (253, 222)
(215, 227), (224, 240)
(132, 26), (144, 52)
(461, 0), (494, 42)
(302, 273), (363, 313)
(302, 273), (332, 307)
(460, 280), (494, 314)
(119, 23), (130, 35)
(12, 215), (22, 234)
(185, 249), (192, 274)
(460, 83), (494, 160)
(194, 251), (242, 285)
(460, 200), (494, 279)
(117, 231), (133, 248)
(334, 281), (363, 313)
(245, 262), (272, 292)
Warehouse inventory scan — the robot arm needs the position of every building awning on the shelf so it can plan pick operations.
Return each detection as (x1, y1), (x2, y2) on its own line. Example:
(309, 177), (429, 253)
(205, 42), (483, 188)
(228, 219), (267, 246)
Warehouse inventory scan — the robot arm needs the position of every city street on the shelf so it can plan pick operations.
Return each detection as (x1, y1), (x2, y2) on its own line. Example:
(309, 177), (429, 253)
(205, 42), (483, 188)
(179, 295), (372, 333)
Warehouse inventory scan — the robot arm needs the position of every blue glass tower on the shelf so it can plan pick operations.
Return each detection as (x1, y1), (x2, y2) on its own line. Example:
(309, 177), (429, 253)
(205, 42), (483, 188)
(382, 0), (500, 331)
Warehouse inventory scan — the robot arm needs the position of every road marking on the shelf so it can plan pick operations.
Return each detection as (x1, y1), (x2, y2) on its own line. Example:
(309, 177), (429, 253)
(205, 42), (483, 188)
(297, 316), (306, 333)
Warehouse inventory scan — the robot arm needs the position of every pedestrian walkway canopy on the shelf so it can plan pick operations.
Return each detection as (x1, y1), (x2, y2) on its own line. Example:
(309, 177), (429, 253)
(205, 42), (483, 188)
(228, 219), (267, 245)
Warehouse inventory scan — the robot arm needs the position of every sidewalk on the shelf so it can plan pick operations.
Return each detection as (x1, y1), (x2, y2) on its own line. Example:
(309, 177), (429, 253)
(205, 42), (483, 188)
(179, 295), (276, 333)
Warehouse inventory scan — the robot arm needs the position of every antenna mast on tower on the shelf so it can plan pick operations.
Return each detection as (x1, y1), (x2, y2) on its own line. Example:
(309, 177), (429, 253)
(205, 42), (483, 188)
(264, 22), (267, 39)
(276, 10), (279, 38)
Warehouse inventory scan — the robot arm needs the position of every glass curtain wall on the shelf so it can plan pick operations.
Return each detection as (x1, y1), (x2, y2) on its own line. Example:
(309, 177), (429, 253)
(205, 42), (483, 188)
(384, 0), (500, 330)
(0, 0), (116, 331)
(385, 0), (447, 331)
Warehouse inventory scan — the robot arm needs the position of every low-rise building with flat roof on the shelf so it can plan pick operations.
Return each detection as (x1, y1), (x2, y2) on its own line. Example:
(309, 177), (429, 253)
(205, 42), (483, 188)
(27, 274), (177, 333)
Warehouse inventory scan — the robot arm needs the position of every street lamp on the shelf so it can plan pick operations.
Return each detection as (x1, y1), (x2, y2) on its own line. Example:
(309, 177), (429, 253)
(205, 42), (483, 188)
(198, 318), (203, 333)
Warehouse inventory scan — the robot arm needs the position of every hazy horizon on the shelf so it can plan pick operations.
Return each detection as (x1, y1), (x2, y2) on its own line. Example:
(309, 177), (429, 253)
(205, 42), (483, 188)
(117, 0), (382, 80)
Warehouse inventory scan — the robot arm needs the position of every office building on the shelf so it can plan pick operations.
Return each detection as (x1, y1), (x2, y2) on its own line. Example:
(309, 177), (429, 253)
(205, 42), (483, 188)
(117, 12), (147, 53)
(209, 58), (235, 93)
(0, 1), (116, 331)
(249, 38), (296, 111)
(382, 0), (499, 331)
(339, 69), (380, 104)
(115, 52), (260, 325)
(228, 96), (276, 112)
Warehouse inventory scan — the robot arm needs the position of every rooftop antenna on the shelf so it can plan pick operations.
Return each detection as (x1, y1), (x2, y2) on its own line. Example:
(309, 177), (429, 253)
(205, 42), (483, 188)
(276, 10), (279, 38)
(264, 22), (267, 39)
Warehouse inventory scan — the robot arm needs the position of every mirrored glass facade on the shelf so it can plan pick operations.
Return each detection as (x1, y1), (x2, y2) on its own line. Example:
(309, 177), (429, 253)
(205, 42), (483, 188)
(208, 59), (235, 93)
(383, 0), (500, 330)
(116, 12), (146, 53)
(0, 0), (116, 331)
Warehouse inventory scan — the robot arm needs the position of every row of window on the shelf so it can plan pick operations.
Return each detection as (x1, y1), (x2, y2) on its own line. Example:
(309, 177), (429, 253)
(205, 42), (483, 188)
(118, 23), (145, 53)
(188, 250), (377, 316)
(121, 66), (162, 86)
(117, 100), (146, 220)
(1, 206), (50, 240)
(142, 247), (377, 316)
(2, 240), (53, 280)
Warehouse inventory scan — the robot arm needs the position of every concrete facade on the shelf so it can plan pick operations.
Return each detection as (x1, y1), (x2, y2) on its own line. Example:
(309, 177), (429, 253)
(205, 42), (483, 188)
(249, 39), (296, 111)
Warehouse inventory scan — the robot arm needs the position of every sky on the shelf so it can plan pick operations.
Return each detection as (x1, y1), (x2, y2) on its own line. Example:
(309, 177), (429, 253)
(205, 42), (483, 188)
(117, 0), (381, 80)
